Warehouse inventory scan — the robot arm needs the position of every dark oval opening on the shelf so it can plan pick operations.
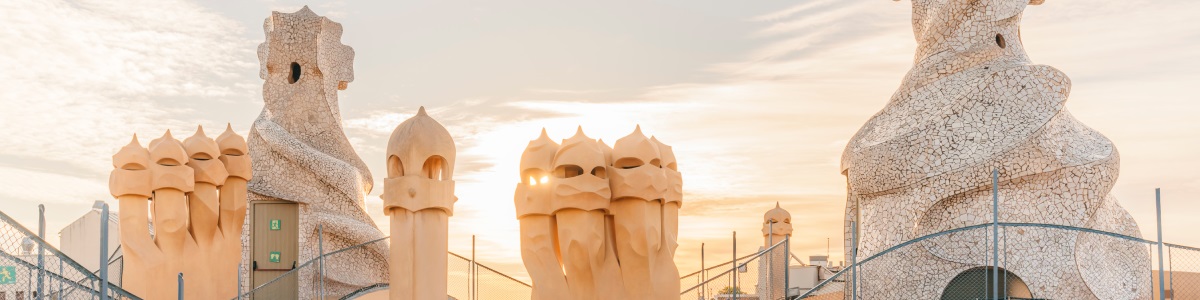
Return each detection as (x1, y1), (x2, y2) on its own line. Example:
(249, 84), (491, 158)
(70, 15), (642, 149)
(941, 267), (1031, 300)
(288, 62), (302, 84)
(554, 165), (584, 178)
(120, 162), (146, 171)
(615, 157), (643, 169)
(590, 166), (607, 179)
(156, 158), (181, 167)
(995, 34), (1006, 49)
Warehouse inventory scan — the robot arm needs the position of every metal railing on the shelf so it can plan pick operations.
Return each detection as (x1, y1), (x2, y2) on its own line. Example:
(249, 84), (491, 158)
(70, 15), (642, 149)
(794, 222), (1171, 299)
(680, 237), (792, 300)
(236, 235), (532, 300)
(0, 204), (140, 299)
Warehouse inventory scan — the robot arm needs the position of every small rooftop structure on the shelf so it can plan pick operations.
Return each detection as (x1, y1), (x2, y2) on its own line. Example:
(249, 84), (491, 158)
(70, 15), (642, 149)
(58, 200), (120, 273)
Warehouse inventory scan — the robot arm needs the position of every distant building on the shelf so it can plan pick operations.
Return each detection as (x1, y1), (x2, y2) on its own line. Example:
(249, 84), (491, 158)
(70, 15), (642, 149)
(0, 237), (79, 299)
(57, 201), (121, 280)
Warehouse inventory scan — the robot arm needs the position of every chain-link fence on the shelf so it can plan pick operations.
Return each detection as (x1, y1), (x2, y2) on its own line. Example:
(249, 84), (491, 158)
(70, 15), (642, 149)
(795, 223), (1184, 300)
(679, 239), (792, 300)
(474, 261), (531, 300)
(237, 237), (532, 300)
(449, 252), (472, 300)
(237, 236), (388, 299)
(1160, 243), (1200, 300)
(448, 251), (533, 300)
(679, 252), (755, 300)
(0, 206), (139, 300)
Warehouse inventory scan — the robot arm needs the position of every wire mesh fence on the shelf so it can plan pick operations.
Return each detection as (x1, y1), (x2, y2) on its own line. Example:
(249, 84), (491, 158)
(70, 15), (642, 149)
(794, 223), (1175, 300)
(474, 261), (532, 300)
(449, 252), (472, 300)
(679, 252), (758, 300)
(679, 239), (791, 300)
(236, 238), (532, 300)
(106, 250), (124, 288)
(0, 207), (139, 300)
(1, 200), (1196, 299)
(237, 236), (389, 299)
(1161, 244), (1200, 300)
(448, 251), (533, 300)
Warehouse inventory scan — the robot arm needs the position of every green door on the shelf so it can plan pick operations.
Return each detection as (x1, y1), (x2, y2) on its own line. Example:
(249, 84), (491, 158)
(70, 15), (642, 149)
(251, 202), (298, 299)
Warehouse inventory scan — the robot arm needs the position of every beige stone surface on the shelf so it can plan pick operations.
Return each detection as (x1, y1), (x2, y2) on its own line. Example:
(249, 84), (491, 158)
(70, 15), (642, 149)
(111, 127), (249, 300)
(242, 7), (388, 299)
(216, 125), (251, 299)
(757, 203), (791, 300)
(381, 107), (457, 300)
(515, 126), (682, 300)
(515, 129), (569, 300)
(842, 0), (1151, 299)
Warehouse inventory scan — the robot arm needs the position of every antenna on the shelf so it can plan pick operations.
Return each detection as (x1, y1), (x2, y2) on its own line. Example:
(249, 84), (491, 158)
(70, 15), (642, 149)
(827, 237), (830, 258)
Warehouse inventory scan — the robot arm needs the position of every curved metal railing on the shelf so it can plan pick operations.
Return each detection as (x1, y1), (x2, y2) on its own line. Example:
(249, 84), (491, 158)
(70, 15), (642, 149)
(795, 222), (1168, 299)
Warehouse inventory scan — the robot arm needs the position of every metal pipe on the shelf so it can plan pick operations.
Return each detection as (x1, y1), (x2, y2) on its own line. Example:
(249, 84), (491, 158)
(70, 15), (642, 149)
(785, 234), (791, 299)
(58, 258), (62, 300)
(237, 263), (242, 300)
(701, 243), (705, 300)
(177, 273), (183, 300)
(768, 221), (773, 300)
(851, 221), (857, 300)
(466, 238), (472, 300)
(1156, 188), (1166, 300)
(992, 169), (999, 300)
(318, 224), (324, 300)
(732, 231), (737, 300)
(38, 204), (45, 300)
(100, 203), (109, 300)
(472, 235), (476, 300)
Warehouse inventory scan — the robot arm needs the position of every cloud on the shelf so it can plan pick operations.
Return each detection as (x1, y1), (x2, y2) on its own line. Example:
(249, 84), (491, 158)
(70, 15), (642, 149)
(0, 0), (258, 243)
(5, 0), (1200, 285)
(0, 0), (258, 175)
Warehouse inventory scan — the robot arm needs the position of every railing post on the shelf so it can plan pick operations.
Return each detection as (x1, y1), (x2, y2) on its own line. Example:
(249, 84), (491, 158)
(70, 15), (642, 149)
(732, 231), (737, 300)
(784, 234), (791, 299)
(58, 258), (63, 300)
(696, 242), (700, 298)
(992, 169), (999, 299)
(177, 273), (183, 300)
(768, 221), (773, 300)
(472, 235), (476, 300)
(38, 204), (45, 300)
(851, 221), (857, 300)
(318, 224), (324, 300)
(1156, 188), (1166, 300)
(466, 239), (472, 300)
(100, 203), (109, 300)
(237, 263), (243, 300)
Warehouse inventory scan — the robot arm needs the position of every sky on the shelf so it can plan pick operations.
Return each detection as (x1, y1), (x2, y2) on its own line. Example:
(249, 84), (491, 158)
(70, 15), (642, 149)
(2, 0), (1199, 282)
